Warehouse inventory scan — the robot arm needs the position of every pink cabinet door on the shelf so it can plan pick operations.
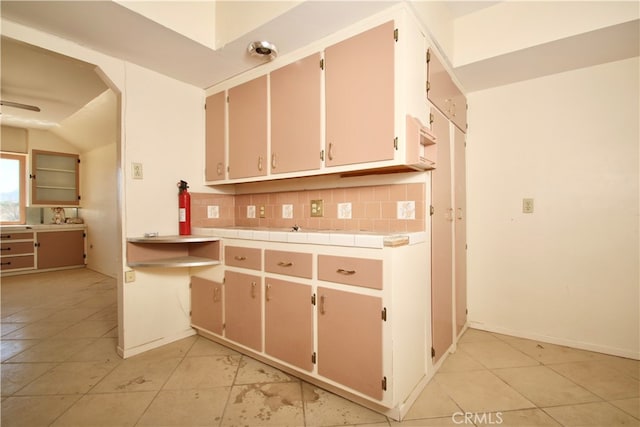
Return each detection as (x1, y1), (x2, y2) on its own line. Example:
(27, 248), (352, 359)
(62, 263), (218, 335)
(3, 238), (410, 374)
(454, 126), (467, 335)
(325, 21), (395, 167)
(427, 49), (467, 133)
(205, 91), (226, 181)
(265, 278), (313, 371)
(191, 276), (223, 335)
(270, 53), (322, 174)
(317, 287), (383, 400)
(36, 230), (84, 269)
(228, 76), (268, 179)
(430, 108), (453, 363)
(224, 270), (262, 351)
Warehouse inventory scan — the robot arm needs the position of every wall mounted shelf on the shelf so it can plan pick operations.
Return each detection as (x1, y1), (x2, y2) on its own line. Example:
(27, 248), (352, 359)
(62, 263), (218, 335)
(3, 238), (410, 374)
(126, 235), (221, 268)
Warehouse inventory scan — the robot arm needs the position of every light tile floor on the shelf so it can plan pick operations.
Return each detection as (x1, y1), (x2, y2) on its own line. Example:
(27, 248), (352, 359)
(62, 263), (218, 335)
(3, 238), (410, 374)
(1, 268), (639, 426)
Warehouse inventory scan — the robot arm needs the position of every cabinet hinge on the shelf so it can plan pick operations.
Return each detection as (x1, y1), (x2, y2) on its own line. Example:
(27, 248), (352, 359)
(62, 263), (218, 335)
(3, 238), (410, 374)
(223, 322), (226, 330)
(393, 28), (398, 42)
(83, 233), (86, 238)
(426, 81), (430, 92)
(430, 205), (434, 216)
(83, 253), (86, 259)
(77, 158), (81, 164)
(426, 50), (431, 63)
(189, 282), (192, 289)
(429, 113), (434, 125)
(311, 293), (316, 305)
(381, 307), (387, 321)
(466, 308), (468, 315)
(393, 137), (398, 150)
(189, 310), (192, 316)
(465, 243), (468, 250)
(77, 195), (81, 201)
(431, 347), (436, 358)
(320, 150), (325, 161)
(320, 58), (324, 70)
(382, 376), (387, 391)
(312, 352), (317, 364)
(226, 95), (229, 103)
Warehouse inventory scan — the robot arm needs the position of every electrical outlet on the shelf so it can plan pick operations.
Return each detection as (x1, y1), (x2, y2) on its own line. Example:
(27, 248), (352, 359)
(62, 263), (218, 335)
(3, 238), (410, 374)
(259, 205), (266, 218)
(132, 162), (143, 179)
(523, 198), (534, 214)
(310, 199), (324, 217)
(125, 270), (135, 283)
(207, 205), (219, 219)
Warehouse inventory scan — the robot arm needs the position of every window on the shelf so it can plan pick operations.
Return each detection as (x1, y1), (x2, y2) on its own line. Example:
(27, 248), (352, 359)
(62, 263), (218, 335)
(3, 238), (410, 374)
(0, 152), (27, 224)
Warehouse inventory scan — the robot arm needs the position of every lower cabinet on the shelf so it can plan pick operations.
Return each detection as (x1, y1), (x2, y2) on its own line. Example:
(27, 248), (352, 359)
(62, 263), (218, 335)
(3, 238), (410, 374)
(190, 277), (223, 335)
(317, 286), (383, 400)
(224, 270), (262, 352)
(36, 230), (85, 269)
(265, 278), (313, 371)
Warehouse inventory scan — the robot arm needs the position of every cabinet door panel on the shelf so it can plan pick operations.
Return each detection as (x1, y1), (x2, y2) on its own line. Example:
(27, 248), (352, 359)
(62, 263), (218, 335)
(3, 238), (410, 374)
(325, 21), (395, 167)
(191, 276), (223, 335)
(36, 230), (84, 269)
(31, 150), (79, 205)
(317, 287), (383, 400)
(454, 126), (467, 335)
(318, 255), (382, 290)
(430, 108), (453, 362)
(224, 270), (262, 351)
(427, 49), (467, 132)
(265, 278), (313, 371)
(228, 76), (268, 179)
(270, 53), (322, 174)
(205, 92), (226, 181)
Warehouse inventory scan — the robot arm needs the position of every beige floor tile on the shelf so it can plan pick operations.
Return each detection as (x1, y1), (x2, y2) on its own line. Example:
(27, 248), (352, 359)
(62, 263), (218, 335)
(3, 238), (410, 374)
(41, 307), (101, 323)
(459, 340), (539, 369)
(53, 319), (117, 338)
(5, 337), (95, 363)
(91, 357), (181, 393)
(476, 409), (562, 426)
(15, 360), (119, 395)
(595, 353), (640, 380)
(434, 370), (535, 413)
(234, 355), (297, 385)
(66, 337), (121, 363)
(137, 388), (230, 426)
(86, 304), (118, 321)
(51, 391), (156, 427)
(391, 417), (457, 426)
(438, 348), (486, 373)
(549, 360), (640, 400)
(222, 382), (304, 426)
(1, 362), (57, 396)
(163, 354), (241, 390)
(131, 335), (197, 362)
(543, 401), (640, 426)
(302, 382), (388, 426)
(458, 328), (502, 344)
(0, 338), (39, 362)
(610, 397), (640, 419)
(0, 307), (60, 323)
(2, 320), (76, 339)
(493, 365), (600, 407)
(502, 337), (601, 364)
(1, 323), (26, 337)
(402, 379), (461, 420)
(1, 395), (82, 427)
(186, 336), (241, 357)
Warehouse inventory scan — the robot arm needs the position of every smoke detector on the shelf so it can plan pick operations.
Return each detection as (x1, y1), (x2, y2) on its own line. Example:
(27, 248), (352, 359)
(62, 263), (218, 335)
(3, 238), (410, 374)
(247, 41), (278, 60)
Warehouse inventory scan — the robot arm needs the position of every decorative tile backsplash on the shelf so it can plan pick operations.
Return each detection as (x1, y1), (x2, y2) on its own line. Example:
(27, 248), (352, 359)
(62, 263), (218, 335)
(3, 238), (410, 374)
(191, 183), (425, 233)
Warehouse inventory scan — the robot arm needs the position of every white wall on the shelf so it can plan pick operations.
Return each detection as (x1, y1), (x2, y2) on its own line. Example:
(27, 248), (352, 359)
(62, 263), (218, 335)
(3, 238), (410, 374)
(81, 143), (118, 277)
(466, 57), (639, 358)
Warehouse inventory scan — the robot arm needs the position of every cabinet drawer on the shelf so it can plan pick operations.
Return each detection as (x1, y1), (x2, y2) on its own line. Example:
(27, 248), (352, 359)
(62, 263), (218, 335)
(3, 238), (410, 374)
(1, 255), (35, 271)
(0, 232), (34, 241)
(225, 246), (262, 270)
(1, 241), (34, 256)
(265, 250), (312, 279)
(318, 255), (383, 290)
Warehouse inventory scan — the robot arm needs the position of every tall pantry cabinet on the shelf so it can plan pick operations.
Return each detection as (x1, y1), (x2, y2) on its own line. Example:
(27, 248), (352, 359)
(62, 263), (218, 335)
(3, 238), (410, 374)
(427, 49), (468, 362)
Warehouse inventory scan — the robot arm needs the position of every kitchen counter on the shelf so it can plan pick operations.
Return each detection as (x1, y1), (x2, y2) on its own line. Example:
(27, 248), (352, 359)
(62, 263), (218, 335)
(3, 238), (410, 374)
(193, 226), (426, 249)
(1, 223), (87, 232)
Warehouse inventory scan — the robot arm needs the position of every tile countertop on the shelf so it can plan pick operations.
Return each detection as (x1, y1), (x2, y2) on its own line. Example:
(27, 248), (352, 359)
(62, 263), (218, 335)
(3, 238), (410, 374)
(192, 226), (427, 249)
(1, 223), (87, 232)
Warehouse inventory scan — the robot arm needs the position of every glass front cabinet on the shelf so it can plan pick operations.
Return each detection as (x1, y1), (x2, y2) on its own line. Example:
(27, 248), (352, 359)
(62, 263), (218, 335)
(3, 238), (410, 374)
(31, 150), (80, 206)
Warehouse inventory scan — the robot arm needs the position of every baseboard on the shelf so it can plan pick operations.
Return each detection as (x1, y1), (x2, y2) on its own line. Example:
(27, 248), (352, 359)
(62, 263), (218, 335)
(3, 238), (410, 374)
(117, 328), (196, 359)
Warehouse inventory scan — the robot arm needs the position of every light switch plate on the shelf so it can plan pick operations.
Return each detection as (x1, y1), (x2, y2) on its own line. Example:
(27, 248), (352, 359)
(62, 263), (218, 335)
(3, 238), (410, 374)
(523, 198), (534, 214)
(132, 162), (143, 179)
(310, 199), (324, 217)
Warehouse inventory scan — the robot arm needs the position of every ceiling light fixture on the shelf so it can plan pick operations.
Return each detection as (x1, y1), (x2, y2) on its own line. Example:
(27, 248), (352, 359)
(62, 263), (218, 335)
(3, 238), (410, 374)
(247, 41), (278, 61)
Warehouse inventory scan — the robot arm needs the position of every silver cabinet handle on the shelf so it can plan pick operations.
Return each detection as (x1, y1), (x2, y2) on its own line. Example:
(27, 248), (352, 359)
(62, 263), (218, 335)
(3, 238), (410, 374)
(320, 295), (326, 314)
(336, 268), (356, 275)
(266, 284), (271, 301)
(328, 143), (334, 161)
(258, 156), (263, 171)
(234, 256), (246, 261)
(251, 281), (257, 298)
(213, 287), (220, 302)
(216, 162), (223, 176)
(271, 153), (277, 169)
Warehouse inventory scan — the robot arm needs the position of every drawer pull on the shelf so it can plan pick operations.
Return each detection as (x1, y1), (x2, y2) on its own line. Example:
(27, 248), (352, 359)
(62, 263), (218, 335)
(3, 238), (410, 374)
(1, 235), (11, 239)
(1, 261), (11, 266)
(266, 284), (272, 301)
(336, 268), (356, 275)
(234, 256), (247, 261)
(1, 247), (11, 251)
(277, 261), (293, 267)
(251, 281), (257, 298)
(213, 287), (220, 302)
(320, 295), (326, 314)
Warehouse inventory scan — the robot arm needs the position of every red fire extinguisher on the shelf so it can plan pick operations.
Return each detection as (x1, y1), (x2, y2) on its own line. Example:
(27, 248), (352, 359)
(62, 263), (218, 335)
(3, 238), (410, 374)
(177, 180), (191, 235)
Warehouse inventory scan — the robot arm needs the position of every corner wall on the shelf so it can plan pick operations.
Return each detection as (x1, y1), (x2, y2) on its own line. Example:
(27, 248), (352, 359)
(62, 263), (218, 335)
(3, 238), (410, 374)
(466, 57), (639, 358)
